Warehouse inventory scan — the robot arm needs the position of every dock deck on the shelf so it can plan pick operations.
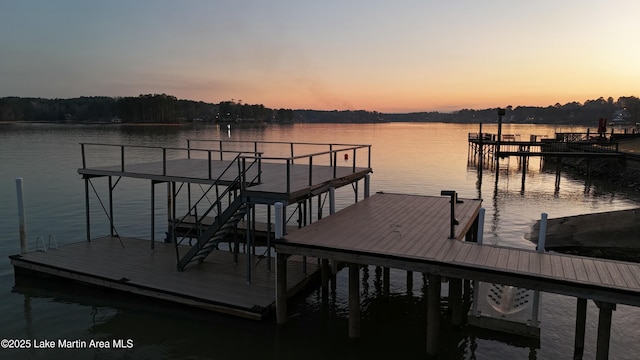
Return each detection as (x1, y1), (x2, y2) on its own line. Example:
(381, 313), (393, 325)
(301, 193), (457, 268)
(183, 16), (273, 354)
(277, 192), (640, 307)
(275, 192), (640, 358)
(10, 236), (317, 320)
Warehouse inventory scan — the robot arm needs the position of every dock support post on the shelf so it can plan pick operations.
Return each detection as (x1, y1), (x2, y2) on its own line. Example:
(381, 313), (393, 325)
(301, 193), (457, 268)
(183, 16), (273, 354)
(84, 177), (91, 242)
(530, 212), (547, 326)
(349, 263), (361, 339)
(472, 209), (485, 316)
(364, 174), (370, 198)
(321, 259), (330, 293)
(426, 274), (441, 357)
(329, 188), (338, 274)
(496, 108), (504, 159)
(151, 181), (155, 249)
(383, 267), (390, 299)
(276, 252), (288, 325)
(166, 182), (174, 243)
(407, 271), (413, 295)
(267, 205), (272, 271)
(596, 302), (615, 360)
(108, 176), (114, 237)
(329, 186), (335, 215)
(16, 177), (27, 254)
(450, 277), (463, 326)
(275, 202), (283, 239)
(574, 298), (587, 359)
(246, 203), (252, 284)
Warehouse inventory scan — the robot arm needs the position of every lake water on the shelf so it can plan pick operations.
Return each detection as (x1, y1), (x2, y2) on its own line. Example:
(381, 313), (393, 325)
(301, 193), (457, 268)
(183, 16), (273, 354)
(0, 122), (638, 359)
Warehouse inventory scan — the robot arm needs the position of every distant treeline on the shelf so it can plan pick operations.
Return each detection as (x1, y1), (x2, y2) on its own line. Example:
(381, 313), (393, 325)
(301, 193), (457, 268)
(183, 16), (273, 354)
(1, 94), (638, 125)
(0, 94), (294, 123)
(296, 96), (640, 125)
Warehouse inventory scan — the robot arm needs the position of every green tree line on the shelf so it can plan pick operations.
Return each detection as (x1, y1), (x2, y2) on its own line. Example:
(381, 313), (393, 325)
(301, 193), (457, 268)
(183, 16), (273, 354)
(1, 94), (638, 125)
(0, 94), (294, 123)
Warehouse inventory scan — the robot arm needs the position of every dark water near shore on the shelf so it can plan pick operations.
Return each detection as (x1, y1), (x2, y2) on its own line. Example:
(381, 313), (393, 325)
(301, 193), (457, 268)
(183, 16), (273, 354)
(1, 122), (639, 359)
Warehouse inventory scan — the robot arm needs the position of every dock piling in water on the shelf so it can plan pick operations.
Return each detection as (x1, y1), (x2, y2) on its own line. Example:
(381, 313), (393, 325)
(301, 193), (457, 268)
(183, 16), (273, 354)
(16, 177), (27, 254)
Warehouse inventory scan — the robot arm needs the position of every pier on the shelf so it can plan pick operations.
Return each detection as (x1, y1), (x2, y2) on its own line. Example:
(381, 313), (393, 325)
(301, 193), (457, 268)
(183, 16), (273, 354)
(274, 192), (640, 359)
(10, 137), (640, 359)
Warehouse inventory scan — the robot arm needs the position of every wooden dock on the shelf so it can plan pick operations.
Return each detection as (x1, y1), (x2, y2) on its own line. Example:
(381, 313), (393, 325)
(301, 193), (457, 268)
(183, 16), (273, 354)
(275, 192), (640, 359)
(11, 140), (373, 321)
(10, 236), (318, 320)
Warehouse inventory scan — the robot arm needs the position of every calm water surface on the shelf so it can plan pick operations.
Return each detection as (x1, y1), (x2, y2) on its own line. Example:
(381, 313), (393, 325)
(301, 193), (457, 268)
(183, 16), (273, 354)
(0, 122), (638, 360)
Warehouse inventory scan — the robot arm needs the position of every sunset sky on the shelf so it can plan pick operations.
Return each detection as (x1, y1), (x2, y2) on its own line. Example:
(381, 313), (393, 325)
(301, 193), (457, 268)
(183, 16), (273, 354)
(1, 1), (639, 112)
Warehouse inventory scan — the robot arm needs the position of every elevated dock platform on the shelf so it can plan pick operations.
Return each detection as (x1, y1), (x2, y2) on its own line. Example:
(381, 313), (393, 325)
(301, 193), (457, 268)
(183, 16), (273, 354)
(11, 139), (372, 321)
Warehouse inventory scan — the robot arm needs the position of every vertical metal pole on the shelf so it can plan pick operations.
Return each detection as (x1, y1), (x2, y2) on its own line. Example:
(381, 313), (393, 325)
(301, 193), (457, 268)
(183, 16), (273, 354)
(246, 203), (252, 284)
(120, 145), (125, 172)
(16, 177), (27, 254)
(187, 183), (192, 215)
(354, 181), (359, 203)
(85, 177), (91, 242)
(267, 205), (272, 272)
(364, 174), (370, 198)
(329, 187), (336, 215)
(286, 159), (292, 194)
(108, 176), (114, 237)
(171, 182), (177, 244)
(151, 181), (155, 250)
(275, 202), (283, 240)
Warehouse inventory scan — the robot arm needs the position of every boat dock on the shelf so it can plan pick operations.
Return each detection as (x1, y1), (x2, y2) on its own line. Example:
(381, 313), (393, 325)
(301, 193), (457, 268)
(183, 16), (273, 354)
(10, 138), (640, 359)
(11, 139), (372, 319)
(11, 236), (317, 320)
(274, 192), (640, 359)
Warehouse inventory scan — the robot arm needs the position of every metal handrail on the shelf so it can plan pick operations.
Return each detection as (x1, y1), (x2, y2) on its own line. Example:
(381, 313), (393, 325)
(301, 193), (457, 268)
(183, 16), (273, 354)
(174, 155), (262, 248)
(80, 142), (262, 180)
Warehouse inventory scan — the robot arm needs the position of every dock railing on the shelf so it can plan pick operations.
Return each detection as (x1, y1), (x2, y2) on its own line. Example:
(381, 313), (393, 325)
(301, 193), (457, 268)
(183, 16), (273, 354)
(80, 142), (262, 181)
(187, 139), (372, 194)
(81, 140), (371, 193)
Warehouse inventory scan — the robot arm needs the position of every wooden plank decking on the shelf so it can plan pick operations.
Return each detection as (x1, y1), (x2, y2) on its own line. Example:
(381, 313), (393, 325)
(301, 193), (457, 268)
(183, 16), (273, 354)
(10, 236), (319, 320)
(276, 192), (640, 307)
